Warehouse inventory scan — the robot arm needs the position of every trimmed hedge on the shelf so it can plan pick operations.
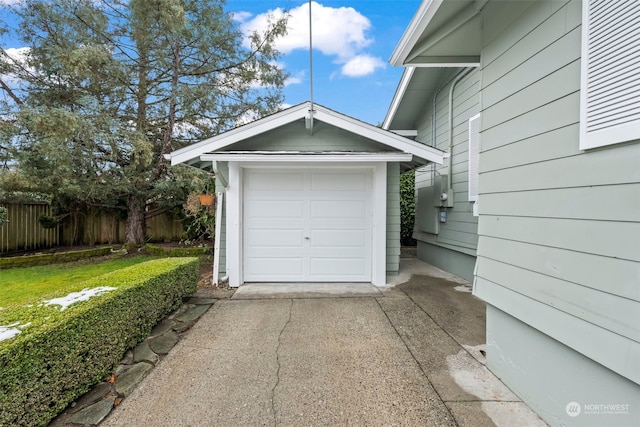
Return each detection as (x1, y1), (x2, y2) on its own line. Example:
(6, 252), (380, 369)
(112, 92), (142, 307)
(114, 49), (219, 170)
(0, 257), (198, 426)
(0, 246), (114, 270)
(144, 243), (211, 257)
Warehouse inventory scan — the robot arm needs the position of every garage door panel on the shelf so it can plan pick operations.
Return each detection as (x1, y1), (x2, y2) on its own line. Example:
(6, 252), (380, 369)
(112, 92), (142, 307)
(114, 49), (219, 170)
(311, 200), (367, 218)
(246, 171), (304, 191)
(310, 229), (367, 247)
(246, 200), (304, 218)
(245, 228), (304, 247)
(310, 172), (368, 191)
(310, 258), (367, 276)
(246, 257), (303, 280)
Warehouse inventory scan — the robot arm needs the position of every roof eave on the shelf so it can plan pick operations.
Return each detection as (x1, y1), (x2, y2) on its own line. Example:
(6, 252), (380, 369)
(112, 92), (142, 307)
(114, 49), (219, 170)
(389, 0), (444, 66)
(382, 67), (416, 130)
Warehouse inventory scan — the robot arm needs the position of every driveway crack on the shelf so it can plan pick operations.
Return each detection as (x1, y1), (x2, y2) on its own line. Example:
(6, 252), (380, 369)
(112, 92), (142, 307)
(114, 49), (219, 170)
(271, 299), (293, 427)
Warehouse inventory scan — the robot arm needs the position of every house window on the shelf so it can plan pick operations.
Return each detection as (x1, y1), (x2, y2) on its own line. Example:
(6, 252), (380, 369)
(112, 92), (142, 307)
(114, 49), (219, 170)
(580, 0), (640, 149)
(468, 113), (480, 217)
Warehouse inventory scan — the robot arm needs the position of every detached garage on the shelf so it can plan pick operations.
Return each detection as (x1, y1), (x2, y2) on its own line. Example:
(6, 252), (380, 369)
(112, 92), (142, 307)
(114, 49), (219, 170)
(166, 102), (444, 287)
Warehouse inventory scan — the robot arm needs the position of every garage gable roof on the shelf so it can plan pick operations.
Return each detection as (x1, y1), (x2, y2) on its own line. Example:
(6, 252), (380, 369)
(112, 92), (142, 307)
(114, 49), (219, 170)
(167, 102), (444, 167)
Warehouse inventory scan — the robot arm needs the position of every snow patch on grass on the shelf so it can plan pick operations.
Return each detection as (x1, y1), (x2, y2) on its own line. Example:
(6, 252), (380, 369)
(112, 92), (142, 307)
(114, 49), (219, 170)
(0, 322), (30, 342)
(42, 287), (116, 311)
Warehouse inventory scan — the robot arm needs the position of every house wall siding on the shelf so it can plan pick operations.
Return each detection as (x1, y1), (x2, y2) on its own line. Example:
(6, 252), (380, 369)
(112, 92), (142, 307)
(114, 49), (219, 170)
(475, 0), (640, 392)
(413, 68), (481, 280)
(487, 306), (640, 426)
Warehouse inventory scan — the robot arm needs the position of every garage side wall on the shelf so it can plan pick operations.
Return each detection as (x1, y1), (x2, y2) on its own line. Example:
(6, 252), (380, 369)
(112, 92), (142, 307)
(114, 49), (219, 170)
(215, 161), (228, 275)
(386, 162), (400, 274)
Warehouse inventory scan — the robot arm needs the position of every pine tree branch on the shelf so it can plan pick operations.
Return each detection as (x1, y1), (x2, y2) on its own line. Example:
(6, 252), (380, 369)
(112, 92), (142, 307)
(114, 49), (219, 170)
(0, 77), (23, 106)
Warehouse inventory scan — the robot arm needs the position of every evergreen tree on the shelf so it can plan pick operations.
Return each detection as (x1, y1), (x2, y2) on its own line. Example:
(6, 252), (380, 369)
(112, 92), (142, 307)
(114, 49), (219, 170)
(0, 0), (288, 243)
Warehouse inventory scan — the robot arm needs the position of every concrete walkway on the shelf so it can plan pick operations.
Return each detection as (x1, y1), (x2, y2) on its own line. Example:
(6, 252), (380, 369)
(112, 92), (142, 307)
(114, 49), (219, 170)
(102, 260), (546, 427)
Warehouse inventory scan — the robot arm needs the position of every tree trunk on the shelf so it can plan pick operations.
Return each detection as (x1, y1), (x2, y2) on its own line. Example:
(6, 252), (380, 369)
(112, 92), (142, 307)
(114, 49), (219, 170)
(125, 195), (146, 245)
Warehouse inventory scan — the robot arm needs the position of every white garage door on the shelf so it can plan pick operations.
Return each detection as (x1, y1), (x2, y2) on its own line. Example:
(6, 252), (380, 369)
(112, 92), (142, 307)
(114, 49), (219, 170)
(243, 168), (373, 282)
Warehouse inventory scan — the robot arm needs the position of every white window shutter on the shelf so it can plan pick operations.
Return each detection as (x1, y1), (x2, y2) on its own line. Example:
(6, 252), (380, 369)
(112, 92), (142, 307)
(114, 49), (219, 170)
(580, 0), (640, 149)
(468, 113), (481, 203)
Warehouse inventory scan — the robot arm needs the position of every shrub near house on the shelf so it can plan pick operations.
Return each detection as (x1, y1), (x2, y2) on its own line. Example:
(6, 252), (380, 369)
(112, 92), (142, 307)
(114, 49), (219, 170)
(0, 257), (198, 427)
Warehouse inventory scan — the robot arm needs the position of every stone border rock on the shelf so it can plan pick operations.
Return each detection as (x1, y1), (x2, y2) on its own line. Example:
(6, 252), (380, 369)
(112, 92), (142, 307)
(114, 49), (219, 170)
(49, 296), (217, 427)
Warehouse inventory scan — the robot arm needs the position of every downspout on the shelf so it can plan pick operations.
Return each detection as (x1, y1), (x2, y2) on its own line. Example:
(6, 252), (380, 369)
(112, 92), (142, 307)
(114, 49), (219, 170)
(446, 67), (473, 191)
(430, 68), (467, 183)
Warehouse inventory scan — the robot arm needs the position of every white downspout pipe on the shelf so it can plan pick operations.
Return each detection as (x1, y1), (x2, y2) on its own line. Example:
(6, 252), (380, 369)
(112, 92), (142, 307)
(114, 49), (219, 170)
(430, 68), (466, 183)
(447, 67), (473, 190)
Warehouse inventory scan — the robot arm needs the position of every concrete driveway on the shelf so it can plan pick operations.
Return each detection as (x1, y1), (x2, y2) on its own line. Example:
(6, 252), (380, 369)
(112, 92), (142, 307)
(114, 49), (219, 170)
(102, 260), (545, 426)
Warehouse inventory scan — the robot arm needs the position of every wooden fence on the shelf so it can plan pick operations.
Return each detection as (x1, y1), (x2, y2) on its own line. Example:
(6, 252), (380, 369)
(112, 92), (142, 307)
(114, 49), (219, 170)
(0, 203), (186, 255)
(0, 203), (59, 254)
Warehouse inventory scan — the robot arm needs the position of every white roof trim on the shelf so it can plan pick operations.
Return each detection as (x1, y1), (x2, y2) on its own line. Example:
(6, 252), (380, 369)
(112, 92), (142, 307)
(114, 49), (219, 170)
(200, 152), (413, 163)
(409, 62), (480, 67)
(168, 101), (445, 166)
(168, 104), (310, 166)
(383, 67), (415, 130)
(391, 130), (418, 137)
(389, 0), (443, 66)
(310, 106), (443, 164)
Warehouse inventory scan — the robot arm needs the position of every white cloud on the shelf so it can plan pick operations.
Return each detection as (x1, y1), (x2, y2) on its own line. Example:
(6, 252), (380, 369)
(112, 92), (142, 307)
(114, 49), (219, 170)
(1, 46), (31, 88)
(238, 1), (384, 78)
(284, 70), (304, 87)
(0, 0), (24, 6)
(3, 47), (29, 64)
(231, 11), (253, 22)
(341, 54), (385, 77)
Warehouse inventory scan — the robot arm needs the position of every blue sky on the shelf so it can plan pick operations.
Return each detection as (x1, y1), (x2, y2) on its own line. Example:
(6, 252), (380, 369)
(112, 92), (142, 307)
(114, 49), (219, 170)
(0, 0), (420, 125)
(233, 0), (421, 124)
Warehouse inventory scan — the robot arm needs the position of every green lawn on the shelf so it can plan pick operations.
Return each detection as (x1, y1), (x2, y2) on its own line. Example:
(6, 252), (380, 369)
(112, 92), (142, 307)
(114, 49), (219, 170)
(0, 256), (156, 308)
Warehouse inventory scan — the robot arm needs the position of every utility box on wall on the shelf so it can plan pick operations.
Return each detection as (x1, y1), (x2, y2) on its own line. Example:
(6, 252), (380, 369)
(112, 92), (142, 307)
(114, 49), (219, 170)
(433, 174), (454, 208)
(417, 174), (455, 235)
(417, 186), (439, 234)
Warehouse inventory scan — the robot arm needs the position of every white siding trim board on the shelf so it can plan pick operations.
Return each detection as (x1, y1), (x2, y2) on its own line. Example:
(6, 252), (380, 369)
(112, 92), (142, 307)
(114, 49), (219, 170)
(468, 113), (481, 205)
